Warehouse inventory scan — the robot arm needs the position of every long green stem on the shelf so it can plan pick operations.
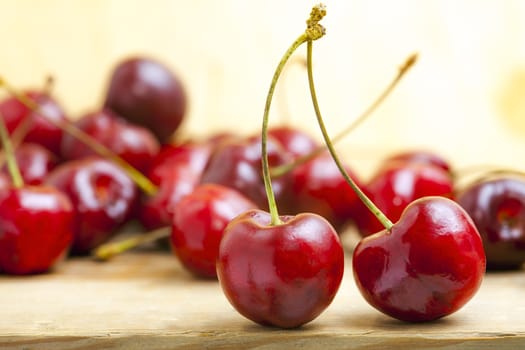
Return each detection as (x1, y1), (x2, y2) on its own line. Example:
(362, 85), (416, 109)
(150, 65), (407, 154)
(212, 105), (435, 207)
(270, 53), (418, 178)
(261, 3), (327, 226)
(0, 78), (158, 196)
(306, 41), (393, 231)
(262, 34), (308, 225)
(0, 112), (24, 188)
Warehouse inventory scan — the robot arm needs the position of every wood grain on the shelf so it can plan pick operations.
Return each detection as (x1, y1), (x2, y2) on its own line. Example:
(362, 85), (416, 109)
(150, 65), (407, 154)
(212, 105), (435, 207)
(1, 245), (524, 349)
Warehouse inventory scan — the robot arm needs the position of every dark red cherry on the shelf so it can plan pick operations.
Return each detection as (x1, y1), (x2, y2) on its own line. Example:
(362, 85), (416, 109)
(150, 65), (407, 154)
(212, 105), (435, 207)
(104, 56), (187, 142)
(286, 152), (362, 230)
(0, 185), (74, 274)
(0, 91), (67, 155)
(45, 157), (138, 254)
(217, 209), (344, 328)
(171, 184), (257, 278)
(457, 176), (525, 269)
(1, 143), (58, 185)
(268, 126), (318, 159)
(60, 108), (160, 173)
(353, 197), (486, 322)
(200, 136), (293, 210)
(353, 163), (454, 237)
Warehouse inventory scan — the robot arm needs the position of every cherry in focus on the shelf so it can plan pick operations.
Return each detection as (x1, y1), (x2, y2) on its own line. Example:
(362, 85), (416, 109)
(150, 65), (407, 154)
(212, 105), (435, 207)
(457, 176), (525, 270)
(353, 197), (486, 322)
(217, 209), (344, 328)
(171, 184), (258, 278)
(104, 56), (187, 143)
(45, 157), (138, 254)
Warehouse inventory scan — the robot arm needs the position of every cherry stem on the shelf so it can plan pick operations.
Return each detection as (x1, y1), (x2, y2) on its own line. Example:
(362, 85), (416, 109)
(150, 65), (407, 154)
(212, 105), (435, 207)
(306, 40), (394, 231)
(0, 112), (24, 188)
(93, 226), (171, 261)
(0, 77), (159, 196)
(261, 3), (327, 226)
(270, 53), (418, 178)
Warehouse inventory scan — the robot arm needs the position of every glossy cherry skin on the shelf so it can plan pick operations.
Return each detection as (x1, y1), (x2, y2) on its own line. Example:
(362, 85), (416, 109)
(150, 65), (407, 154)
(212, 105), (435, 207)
(0, 91), (67, 155)
(104, 56), (187, 142)
(61, 109), (160, 173)
(353, 197), (486, 322)
(146, 141), (211, 180)
(45, 157), (138, 254)
(267, 126), (318, 159)
(200, 136), (293, 211)
(353, 163), (454, 237)
(0, 186), (74, 275)
(171, 184), (257, 278)
(457, 177), (525, 269)
(1, 143), (58, 185)
(217, 210), (344, 328)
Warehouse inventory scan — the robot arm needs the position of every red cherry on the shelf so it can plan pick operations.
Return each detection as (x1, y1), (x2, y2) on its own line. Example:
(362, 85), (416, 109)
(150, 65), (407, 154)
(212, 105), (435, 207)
(353, 197), (486, 322)
(353, 163), (454, 237)
(200, 136), (292, 210)
(286, 152), (362, 230)
(60, 109), (160, 173)
(1, 143), (58, 185)
(171, 184), (257, 278)
(147, 141), (211, 180)
(217, 209), (344, 328)
(457, 176), (525, 269)
(104, 56), (187, 142)
(0, 186), (73, 274)
(268, 126), (318, 159)
(45, 157), (138, 254)
(0, 91), (67, 155)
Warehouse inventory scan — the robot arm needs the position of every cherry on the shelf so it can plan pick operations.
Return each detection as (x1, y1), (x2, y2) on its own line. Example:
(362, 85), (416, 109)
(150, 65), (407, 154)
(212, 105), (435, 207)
(1, 143), (58, 185)
(200, 135), (293, 211)
(353, 162), (454, 237)
(305, 35), (485, 321)
(0, 115), (73, 275)
(0, 90), (67, 155)
(286, 152), (362, 230)
(457, 176), (525, 270)
(104, 56), (187, 142)
(0, 186), (74, 274)
(217, 209), (344, 328)
(61, 108), (160, 174)
(171, 184), (257, 278)
(352, 197), (486, 321)
(217, 5), (344, 328)
(45, 157), (138, 255)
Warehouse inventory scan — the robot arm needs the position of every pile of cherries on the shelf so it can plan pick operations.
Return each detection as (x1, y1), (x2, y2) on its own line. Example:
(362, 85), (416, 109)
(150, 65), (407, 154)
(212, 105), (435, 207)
(1, 4), (524, 329)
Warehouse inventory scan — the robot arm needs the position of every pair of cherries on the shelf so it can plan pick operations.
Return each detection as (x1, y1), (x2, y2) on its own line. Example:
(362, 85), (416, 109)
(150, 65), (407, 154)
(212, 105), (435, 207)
(212, 4), (486, 328)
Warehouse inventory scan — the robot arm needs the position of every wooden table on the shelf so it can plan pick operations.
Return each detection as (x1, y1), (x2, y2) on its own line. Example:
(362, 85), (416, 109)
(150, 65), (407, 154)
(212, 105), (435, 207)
(1, 244), (524, 349)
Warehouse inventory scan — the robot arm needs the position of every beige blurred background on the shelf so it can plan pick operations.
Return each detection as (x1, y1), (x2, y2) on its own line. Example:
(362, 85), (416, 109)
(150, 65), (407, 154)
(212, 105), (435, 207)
(1, 0), (525, 177)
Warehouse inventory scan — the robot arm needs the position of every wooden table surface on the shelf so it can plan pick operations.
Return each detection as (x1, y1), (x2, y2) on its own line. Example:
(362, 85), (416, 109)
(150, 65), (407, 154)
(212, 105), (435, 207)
(1, 239), (524, 350)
